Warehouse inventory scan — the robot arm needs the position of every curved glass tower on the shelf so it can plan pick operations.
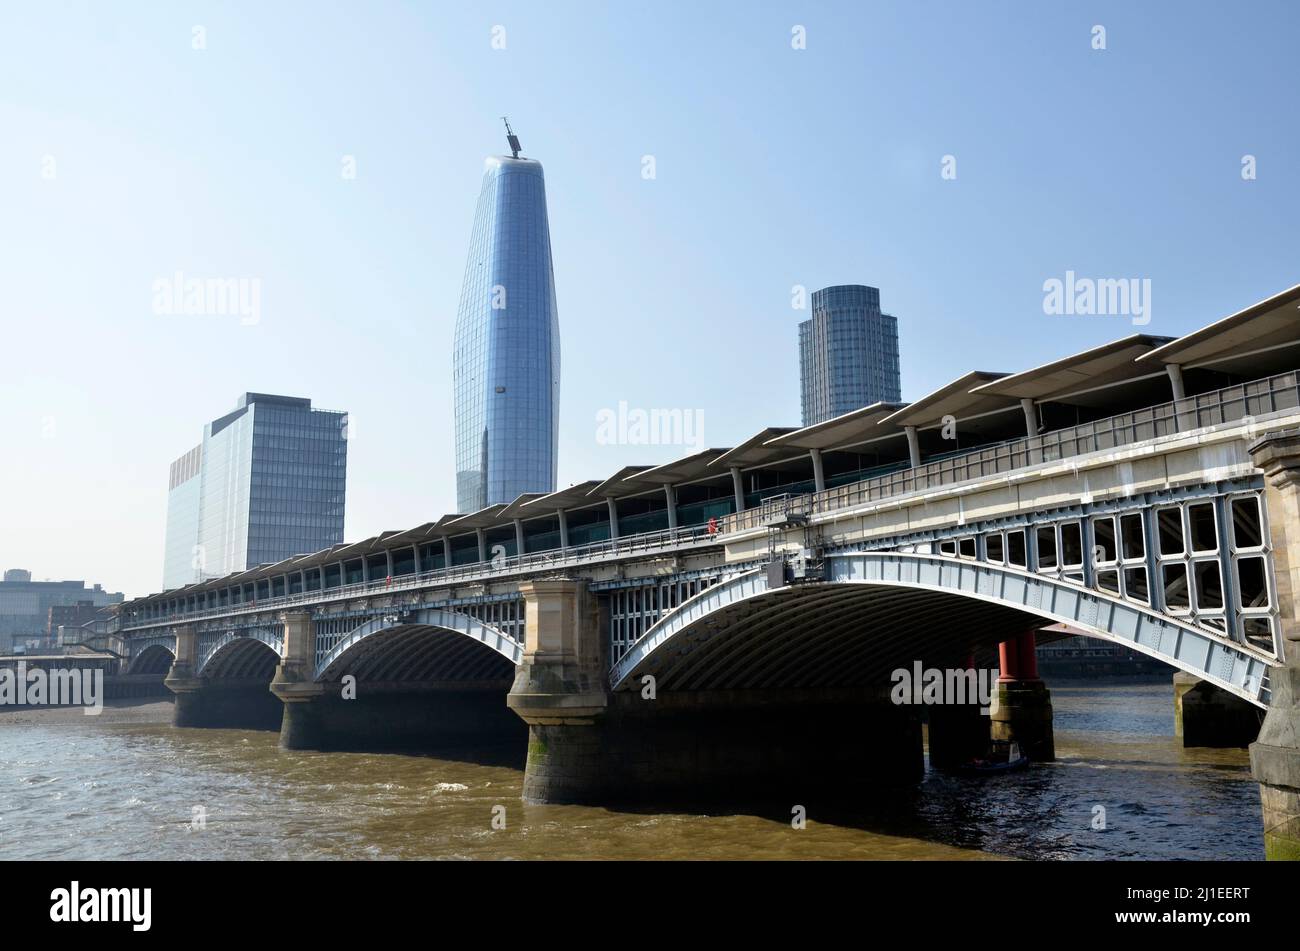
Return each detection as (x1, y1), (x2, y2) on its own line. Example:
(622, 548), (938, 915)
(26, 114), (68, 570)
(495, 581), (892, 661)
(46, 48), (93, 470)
(453, 155), (561, 513)
(798, 284), (901, 426)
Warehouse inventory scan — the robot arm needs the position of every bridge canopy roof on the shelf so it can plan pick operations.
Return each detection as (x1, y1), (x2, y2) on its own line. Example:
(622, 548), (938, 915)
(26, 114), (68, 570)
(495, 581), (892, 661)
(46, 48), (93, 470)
(765, 401), (907, 452)
(970, 334), (1174, 404)
(1137, 283), (1300, 376)
(521, 480), (604, 512)
(375, 522), (439, 549)
(443, 503), (509, 532)
(879, 371), (1013, 430)
(630, 448), (731, 486)
(496, 493), (549, 520)
(589, 465), (655, 498)
(709, 427), (799, 469)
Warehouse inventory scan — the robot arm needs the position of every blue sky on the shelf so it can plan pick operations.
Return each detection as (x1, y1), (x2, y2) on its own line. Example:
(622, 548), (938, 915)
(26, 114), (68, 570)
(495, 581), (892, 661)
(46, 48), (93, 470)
(2, 0), (1296, 598)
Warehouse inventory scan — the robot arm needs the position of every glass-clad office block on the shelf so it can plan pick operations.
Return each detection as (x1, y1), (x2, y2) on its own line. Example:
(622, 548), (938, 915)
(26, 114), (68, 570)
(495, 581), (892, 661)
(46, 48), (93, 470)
(453, 155), (561, 513)
(161, 393), (347, 589)
(799, 284), (902, 426)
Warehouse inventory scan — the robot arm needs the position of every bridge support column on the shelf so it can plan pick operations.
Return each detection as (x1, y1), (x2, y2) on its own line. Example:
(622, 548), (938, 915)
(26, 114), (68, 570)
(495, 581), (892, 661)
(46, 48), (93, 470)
(1173, 672), (1260, 748)
(927, 657), (991, 769)
(269, 611), (326, 750)
(506, 579), (609, 804)
(1248, 430), (1300, 859)
(990, 630), (1054, 761)
(162, 624), (203, 727)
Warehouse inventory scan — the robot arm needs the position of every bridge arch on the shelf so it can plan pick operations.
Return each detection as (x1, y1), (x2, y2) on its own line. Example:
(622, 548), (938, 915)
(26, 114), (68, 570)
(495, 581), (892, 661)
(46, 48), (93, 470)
(610, 553), (1274, 707)
(314, 609), (521, 683)
(127, 643), (175, 676)
(196, 628), (284, 679)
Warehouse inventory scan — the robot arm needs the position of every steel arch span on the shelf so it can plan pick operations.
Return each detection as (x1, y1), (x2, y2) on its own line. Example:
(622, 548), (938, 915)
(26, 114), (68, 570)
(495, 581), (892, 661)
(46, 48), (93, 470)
(195, 628), (284, 678)
(610, 553), (1275, 707)
(126, 643), (175, 676)
(314, 608), (522, 682)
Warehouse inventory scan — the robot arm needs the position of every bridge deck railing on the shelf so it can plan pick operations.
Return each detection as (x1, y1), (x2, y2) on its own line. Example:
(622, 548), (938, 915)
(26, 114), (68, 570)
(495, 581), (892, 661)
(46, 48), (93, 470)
(118, 522), (719, 631)
(721, 368), (1300, 535)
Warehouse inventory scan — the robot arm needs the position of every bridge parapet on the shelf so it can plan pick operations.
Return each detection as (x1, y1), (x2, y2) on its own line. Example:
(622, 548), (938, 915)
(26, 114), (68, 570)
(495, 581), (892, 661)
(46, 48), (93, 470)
(1248, 429), (1300, 859)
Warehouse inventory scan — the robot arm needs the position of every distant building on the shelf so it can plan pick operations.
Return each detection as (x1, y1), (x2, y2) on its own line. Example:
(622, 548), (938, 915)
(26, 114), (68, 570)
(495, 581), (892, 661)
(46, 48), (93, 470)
(799, 284), (902, 426)
(162, 393), (348, 589)
(47, 601), (105, 641)
(0, 572), (123, 652)
(452, 131), (561, 513)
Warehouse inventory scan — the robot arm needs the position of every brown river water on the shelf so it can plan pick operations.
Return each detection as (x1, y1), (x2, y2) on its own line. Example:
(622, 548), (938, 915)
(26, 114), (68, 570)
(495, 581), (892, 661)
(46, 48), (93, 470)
(0, 681), (1262, 860)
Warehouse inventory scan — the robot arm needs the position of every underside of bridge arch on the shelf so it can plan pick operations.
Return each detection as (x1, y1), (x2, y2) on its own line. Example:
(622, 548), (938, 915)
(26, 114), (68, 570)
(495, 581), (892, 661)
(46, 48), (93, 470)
(522, 583), (1079, 806)
(282, 625), (524, 757)
(174, 639), (283, 731)
(128, 644), (175, 677)
(617, 584), (1045, 694)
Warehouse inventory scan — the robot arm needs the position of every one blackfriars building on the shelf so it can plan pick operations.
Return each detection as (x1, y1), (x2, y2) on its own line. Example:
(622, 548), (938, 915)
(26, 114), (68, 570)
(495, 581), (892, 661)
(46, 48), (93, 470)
(162, 393), (347, 589)
(452, 138), (560, 513)
(798, 284), (902, 426)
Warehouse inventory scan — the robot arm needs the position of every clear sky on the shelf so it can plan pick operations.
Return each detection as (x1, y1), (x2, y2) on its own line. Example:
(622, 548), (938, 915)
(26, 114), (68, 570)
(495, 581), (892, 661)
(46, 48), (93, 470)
(1, 1), (1296, 599)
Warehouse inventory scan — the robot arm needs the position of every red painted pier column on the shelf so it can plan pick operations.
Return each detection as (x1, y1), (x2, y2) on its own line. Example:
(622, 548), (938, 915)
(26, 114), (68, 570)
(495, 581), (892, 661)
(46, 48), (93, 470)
(991, 629), (1054, 761)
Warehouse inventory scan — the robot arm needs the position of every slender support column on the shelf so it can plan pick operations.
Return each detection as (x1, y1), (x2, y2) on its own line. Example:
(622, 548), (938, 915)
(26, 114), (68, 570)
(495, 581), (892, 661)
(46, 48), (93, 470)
(441, 536), (452, 568)
(1248, 430), (1300, 859)
(810, 448), (826, 494)
(928, 653), (991, 769)
(163, 624), (202, 727)
(606, 498), (620, 540)
(1020, 398), (1038, 436)
(729, 466), (746, 513)
(506, 579), (609, 804)
(384, 550), (393, 580)
(557, 509), (570, 549)
(337, 561), (345, 587)
(361, 558), (369, 583)
(476, 528), (487, 563)
(412, 544), (421, 574)
(513, 519), (526, 557)
(991, 629), (1054, 761)
(270, 611), (326, 750)
(905, 425), (922, 468)
(299, 569), (307, 592)
(1166, 363), (1186, 400)
(664, 484), (678, 531)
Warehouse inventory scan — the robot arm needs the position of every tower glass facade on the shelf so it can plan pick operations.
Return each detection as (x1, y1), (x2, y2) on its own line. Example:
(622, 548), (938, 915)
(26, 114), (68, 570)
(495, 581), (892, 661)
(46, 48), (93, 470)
(161, 394), (347, 589)
(799, 284), (901, 426)
(453, 156), (560, 513)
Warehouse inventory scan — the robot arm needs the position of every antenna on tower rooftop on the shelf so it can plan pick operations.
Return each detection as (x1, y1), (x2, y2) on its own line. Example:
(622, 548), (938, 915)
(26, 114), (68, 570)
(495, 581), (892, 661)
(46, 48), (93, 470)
(502, 117), (522, 158)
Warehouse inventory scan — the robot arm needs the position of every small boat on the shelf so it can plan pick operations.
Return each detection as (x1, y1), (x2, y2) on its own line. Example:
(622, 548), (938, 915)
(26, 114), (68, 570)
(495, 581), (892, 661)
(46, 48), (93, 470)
(952, 741), (1030, 776)
(954, 754), (1030, 776)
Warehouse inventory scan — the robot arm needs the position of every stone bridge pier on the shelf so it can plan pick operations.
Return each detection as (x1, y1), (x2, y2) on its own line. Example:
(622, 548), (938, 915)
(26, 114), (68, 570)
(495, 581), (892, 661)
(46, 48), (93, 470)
(1249, 430), (1300, 860)
(163, 625), (281, 730)
(270, 611), (522, 754)
(506, 579), (922, 805)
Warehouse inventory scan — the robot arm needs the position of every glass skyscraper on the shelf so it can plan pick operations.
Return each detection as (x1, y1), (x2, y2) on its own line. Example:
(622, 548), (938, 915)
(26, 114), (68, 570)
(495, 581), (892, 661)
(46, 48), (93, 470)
(799, 284), (902, 426)
(453, 154), (560, 513)
(161, 393), (347, 589)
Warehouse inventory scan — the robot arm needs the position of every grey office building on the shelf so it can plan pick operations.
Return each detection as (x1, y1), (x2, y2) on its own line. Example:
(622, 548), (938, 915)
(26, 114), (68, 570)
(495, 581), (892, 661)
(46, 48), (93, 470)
(162, 394), (347, 589)
(0, 569), (123, 651)
(452, 148), (561, 513)
(799, 284), (902, 426)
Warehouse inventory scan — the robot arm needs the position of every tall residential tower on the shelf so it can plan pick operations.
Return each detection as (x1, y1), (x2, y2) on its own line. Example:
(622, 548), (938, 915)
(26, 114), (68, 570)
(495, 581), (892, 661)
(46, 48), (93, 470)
(452, 125), (560, 513)
(161, 393), (347, 589)
(798, 284), (902, 426)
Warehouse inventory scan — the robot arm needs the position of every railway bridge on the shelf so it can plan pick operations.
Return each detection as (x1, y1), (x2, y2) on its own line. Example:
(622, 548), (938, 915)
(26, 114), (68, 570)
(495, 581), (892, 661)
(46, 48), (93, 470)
(111, 284), (1300, 858)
